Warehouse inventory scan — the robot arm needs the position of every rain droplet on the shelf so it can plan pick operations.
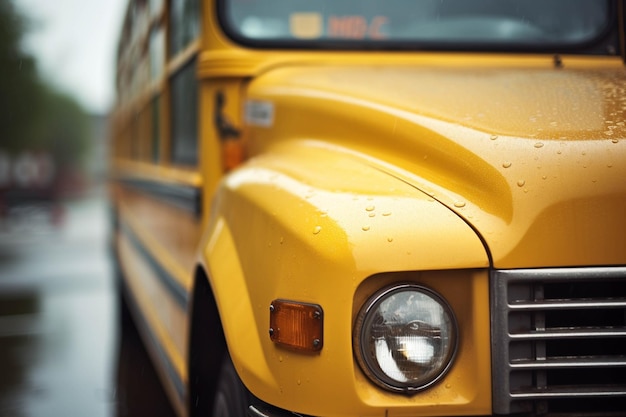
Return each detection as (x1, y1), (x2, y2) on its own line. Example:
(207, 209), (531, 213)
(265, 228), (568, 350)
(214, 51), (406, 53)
(557, 150), (562, 155)
(534, 142), (544, 148)
(387, 237), (394, 243)
(502, 162), (512, 168)
(368, 213), (376, 218)
(362, 226), (370, 231)
(454, 201), (466, 208)
(490, 134), (499, 141)
(382, 212), (392, 216)
(365, 205), (375, 212)
(313, 226), (322, 235)
(612, 139), (619, 144)
(279, 356), (283, 362)
(542, 175), (547, 180)
(280, 237), (284, 244)
(297, 380), (301, 386)
(517, 180), (526, 187)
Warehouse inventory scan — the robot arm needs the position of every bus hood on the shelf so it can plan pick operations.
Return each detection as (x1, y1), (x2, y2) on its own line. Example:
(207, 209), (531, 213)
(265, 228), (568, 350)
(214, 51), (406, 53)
(246, 61), (626, 268)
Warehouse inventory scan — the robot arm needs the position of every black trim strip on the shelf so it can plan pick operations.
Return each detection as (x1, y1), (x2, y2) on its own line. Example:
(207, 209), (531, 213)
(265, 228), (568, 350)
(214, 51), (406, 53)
(119, 177), (202, 216)
(120, 274), (187, 404)
(121, 222), (190, 309)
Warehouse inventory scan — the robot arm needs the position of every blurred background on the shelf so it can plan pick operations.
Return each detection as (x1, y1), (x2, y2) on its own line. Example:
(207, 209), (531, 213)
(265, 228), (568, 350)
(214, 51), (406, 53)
(0, 1), (174, 415)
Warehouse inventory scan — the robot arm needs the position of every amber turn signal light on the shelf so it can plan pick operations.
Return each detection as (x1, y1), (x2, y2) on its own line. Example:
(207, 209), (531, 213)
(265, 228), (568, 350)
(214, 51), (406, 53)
(269, 300), (323, 352)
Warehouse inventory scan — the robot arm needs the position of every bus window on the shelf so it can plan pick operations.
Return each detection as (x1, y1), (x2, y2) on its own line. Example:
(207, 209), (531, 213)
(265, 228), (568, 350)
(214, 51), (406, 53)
(169, 0), (200, 57)
(170, 58), (198, 166)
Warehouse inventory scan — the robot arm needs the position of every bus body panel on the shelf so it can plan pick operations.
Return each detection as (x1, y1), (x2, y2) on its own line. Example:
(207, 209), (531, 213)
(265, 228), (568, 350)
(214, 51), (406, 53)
(202, 143), (492, 415)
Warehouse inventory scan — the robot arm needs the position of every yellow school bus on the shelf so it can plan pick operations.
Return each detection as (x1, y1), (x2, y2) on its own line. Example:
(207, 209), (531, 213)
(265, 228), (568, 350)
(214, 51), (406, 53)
(109, 0), (626, 416)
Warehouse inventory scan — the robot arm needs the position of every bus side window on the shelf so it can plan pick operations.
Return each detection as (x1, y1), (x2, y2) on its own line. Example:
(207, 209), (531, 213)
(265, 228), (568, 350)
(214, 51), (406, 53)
(151, 95), (161, 163)
(169, 0), (200, 57)
(170, 58), (199, 166)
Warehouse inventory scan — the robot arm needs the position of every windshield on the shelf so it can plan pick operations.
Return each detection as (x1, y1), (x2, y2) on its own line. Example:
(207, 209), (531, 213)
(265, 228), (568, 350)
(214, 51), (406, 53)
(220, 0), (611, 49)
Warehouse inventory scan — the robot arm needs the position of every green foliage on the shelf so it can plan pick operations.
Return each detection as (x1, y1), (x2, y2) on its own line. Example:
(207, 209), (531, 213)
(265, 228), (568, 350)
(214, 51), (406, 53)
(0, 0), (42, 151)
(33, 86), (91, 170)
(0, 0), (90, 170)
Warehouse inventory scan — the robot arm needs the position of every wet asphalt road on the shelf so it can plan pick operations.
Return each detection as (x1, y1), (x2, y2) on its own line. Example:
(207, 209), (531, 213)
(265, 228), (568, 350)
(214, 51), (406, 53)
(0, 189), (175, 417)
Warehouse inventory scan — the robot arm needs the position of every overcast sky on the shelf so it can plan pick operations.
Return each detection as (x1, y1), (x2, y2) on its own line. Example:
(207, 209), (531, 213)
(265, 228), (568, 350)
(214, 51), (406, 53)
(15, 0), (127, 115)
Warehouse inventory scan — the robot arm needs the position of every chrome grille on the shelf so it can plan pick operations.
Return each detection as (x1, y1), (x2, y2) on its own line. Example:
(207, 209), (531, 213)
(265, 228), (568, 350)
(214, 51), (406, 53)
(491, 268), (626, 415)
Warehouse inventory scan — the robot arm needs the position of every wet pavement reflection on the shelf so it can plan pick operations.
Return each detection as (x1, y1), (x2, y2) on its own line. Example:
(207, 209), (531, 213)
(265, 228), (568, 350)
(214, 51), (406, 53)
(0, 188), (175, 417)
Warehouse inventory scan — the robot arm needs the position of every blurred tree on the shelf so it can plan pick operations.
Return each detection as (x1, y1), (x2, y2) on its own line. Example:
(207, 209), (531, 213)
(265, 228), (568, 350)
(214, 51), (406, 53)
(0, 0), (90, 172)
(34, 86), (91, 171)
(0, 0), (43, 151)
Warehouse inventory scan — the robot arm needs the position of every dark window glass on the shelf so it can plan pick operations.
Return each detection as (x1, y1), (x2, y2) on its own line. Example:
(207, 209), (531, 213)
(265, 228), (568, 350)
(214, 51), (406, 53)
(170, 59), (198, 165)
(151, 96), (161, 163)
(150, 0), (164, 19)
(170, 0), (200, 56)
(221, 0), (610, 48)
(150, 27), (165, 81)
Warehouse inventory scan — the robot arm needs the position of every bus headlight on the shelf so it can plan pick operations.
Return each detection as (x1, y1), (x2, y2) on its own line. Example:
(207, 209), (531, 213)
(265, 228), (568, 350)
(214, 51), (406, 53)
(354, 284), (457, 393)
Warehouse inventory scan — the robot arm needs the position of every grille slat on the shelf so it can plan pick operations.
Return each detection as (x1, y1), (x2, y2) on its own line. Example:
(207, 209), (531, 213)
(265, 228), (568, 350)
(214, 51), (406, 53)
(509, 327), (626, 340)
(492, 267), (626, 416)
(510, 298), (626, 311)
(510, 385), (626, 399)
(511, 386), (626, 400)
(510, 356), (626, 370)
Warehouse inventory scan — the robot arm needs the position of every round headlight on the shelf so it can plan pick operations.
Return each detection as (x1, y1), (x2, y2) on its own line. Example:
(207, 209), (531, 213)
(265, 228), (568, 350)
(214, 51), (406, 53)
(354, 284), (458, 393)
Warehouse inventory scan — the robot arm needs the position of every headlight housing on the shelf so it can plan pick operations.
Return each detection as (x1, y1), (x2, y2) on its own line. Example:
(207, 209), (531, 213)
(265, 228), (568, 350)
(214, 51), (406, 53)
(354, 283), (458, 393)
